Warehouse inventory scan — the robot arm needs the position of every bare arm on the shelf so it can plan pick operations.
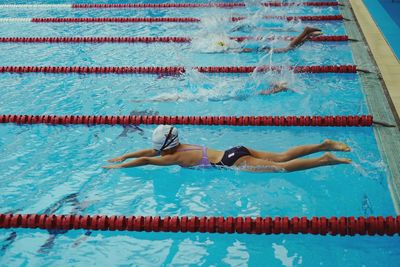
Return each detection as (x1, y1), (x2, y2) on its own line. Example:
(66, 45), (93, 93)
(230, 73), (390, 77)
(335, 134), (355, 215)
(107, 149), (158, 163)
(102, 154), (179, 169)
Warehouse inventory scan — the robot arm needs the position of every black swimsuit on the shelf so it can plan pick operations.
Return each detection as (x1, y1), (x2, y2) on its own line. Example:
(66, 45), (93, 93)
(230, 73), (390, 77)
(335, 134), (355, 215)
(211, 146), (251, 167)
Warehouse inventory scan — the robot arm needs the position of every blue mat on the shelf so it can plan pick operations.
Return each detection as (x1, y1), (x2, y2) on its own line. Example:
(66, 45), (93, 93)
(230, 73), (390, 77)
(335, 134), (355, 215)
(379, 0), (400, 27)
(364, 0), (400, 61)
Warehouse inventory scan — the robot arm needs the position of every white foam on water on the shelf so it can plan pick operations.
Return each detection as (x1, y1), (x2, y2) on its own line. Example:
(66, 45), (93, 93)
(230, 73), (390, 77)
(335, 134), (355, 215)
(272, 242), (301, 267)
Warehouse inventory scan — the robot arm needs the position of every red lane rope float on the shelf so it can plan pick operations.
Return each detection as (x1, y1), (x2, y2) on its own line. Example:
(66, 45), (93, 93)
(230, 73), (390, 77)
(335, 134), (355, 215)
(232, 15), (343, 22)
(71, 2), (340, 8)
(71, 3), (247, 8)
(31, 17), (201, 23)
(1, 214), (398, 236)
(194, 65), (358, 73)
(262, 2), (340, 7)
(233, 35), (349, 42)
(0, 35), (349, 43)
(30, 15), (343, 23)
(0, 36), (191, 43)
(0, 114), (374, 127)
(0, 65), (358, 74)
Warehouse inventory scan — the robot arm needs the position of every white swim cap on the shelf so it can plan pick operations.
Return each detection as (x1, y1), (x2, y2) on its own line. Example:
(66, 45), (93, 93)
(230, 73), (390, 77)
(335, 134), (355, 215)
(152, 125), (179, 151)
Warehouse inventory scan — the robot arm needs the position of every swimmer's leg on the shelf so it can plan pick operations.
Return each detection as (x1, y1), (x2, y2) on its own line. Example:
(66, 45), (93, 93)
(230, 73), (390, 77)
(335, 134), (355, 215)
(235, 152), (351, 172)
(246, 139), (351, 162)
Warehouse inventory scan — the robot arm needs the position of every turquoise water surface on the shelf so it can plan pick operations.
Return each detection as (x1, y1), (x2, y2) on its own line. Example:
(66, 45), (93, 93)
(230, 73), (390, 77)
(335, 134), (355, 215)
(0, 1), (399, 266)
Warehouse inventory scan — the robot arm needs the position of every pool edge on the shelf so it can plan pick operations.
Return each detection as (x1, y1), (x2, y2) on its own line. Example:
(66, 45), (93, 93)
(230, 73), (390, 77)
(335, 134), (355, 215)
(348, 0), (400, 118)
(343, 0), (400, 214)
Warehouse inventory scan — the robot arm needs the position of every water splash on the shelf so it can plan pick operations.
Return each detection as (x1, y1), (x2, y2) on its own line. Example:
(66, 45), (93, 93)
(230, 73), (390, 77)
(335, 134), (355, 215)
(130, 76), (252, 103)
(191, 33), (241, 53)
(349, 139), (387, 184)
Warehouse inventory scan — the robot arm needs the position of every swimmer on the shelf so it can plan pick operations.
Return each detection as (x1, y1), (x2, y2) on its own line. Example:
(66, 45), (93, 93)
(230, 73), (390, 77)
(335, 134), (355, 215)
(228, 26), (322, 53)
(230, 24), (299, 33)
(211, 40), (239, 52)
(259, 81), (293, 95)
(130, 82), (293, 103)
(102, 125), (352, 172)
(216, 41), (226, 47)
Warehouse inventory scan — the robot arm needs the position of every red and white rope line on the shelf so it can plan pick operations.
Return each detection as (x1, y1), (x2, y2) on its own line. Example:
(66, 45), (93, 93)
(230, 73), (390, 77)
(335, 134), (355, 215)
(0, 114), (374, 127)
(0, 15), (344, 23)
(0, 35), (350, 43)
(0, 2), (340, 9)
(1, 214), (398, 236)
(0, 65), (359, 74)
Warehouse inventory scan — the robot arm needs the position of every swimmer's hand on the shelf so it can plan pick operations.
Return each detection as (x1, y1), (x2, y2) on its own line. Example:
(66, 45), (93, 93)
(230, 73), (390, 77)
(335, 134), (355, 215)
(107, 156), (126, 163)
(102, 164), (122, 169)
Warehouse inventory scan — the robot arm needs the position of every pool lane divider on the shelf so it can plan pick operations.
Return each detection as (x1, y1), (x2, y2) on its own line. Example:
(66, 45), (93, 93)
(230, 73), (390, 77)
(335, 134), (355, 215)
(0, 15), (344, 23)
(0, 114), (374, 127)
(0, 2), (341, 9)
(0, 35), (350, 43)
(1, 214), (399, 236)
(0, 65), (359, 75)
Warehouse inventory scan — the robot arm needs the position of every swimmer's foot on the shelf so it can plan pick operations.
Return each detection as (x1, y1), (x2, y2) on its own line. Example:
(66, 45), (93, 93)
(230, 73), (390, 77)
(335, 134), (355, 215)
(309, 31), (323, 37)
(322, 139), (351, 152)
(102, 164), (122, 169)
(240, 48), (254, 53)
(321, 152), (352, 165)
(277, 81), (288, 87)
(304, 26), (322, 34)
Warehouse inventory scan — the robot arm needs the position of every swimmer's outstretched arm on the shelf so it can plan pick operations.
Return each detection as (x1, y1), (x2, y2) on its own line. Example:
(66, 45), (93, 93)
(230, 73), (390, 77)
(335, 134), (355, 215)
(271, 26), (322, 53)
(102, 154), (178, 169)
(238, 27), (322, 54)
(107, 149), (158, 163)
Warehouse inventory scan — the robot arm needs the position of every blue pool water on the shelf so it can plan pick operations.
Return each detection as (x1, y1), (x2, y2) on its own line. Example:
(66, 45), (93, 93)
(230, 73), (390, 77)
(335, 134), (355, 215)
(0, 1), (399, 266)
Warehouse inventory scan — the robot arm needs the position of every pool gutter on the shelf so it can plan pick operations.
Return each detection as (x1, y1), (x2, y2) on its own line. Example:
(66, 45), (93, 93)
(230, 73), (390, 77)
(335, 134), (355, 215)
(342, 0), (400, 214)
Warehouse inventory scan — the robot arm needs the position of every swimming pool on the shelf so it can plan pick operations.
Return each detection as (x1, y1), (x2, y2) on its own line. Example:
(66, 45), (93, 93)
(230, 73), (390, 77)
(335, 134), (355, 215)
(0, 0), (399, 266)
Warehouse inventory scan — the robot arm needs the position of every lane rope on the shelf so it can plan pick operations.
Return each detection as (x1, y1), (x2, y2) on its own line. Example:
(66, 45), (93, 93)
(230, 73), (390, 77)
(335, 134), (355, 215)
(0, 2), (340, 9)
(0, 4), (71, 8)
(0, 114), (374, 127)
(1, 214), (398, 236)
(0, 35), (350, 43)
(0, 15), (344, 23)
(0, 65), (359, 74)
